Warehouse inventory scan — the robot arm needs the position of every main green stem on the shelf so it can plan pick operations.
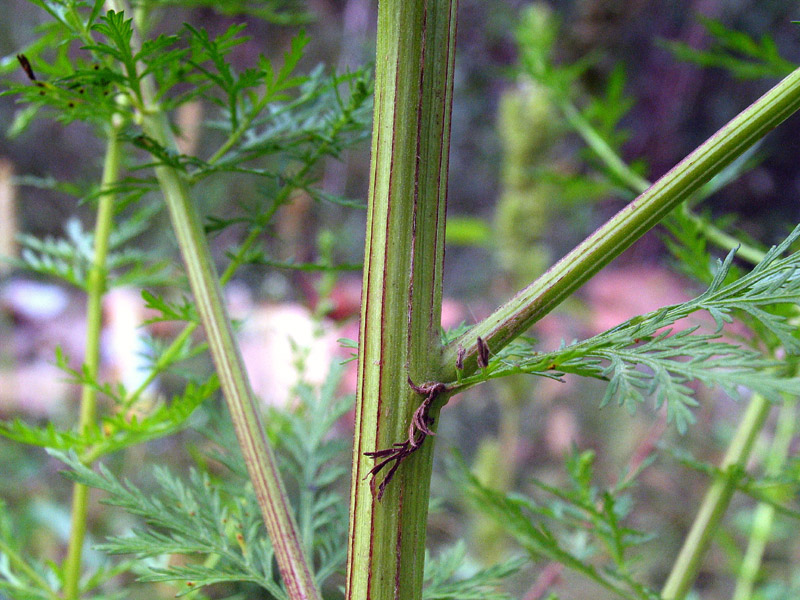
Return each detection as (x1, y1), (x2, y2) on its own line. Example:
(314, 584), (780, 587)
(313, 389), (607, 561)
(346, 1), (457, 599)
(103, 2), (320, 598)
(62, 124), (121, 600)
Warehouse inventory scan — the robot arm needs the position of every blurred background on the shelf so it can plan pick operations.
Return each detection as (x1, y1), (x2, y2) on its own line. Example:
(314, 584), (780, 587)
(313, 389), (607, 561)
(1, 1), (800, 599)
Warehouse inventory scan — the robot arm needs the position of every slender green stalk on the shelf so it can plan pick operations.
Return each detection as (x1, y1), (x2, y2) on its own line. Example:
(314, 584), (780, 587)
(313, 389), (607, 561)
(346, 1), (457, 598)
(731, 396), (796, 600)
(94, 83), (357, 424)
(102, 1), (320, 597)
(661, 394), (770, 599)
(441, 66), (800, 380)
(152, 162), (320, 600)
(62, 124), (121, 600)
(681, 207), (766, 265)
(560, 101), (651, 194)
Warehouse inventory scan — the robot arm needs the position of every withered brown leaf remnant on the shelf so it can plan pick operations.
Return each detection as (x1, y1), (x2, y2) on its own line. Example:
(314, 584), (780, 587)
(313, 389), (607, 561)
(476, 336), (490, 369)
(16, 54), (37, 81)
(364, 378), (450, 500)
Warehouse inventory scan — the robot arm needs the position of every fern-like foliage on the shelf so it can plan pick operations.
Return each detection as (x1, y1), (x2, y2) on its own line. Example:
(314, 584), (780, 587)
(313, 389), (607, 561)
(661, 15), (796, 80)
(422, 541), (525, 600)
(0, 499), (59, 600)
(454, 225), (800, 432)
(55, 451), (291, 598)
(46, 365), (352, 599)
(265, 364), (353, 584)
(14, 202), (169, 290)
(1, 0), (372, 463)
(0, 372), (218, 458)
(0, 497), (134, 600)
(458, 449), (659, 600)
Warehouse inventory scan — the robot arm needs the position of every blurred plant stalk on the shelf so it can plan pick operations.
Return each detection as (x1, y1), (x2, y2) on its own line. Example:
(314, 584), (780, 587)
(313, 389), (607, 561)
(102, 1), (321, 599)
(62, 121), (122, 600)
(0, 159), (16, 273)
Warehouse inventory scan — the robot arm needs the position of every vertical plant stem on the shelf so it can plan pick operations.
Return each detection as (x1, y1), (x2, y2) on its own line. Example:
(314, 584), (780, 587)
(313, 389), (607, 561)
(731, 396), (796, 600)
(661, 393), (771, 600)
(346, 1), (457, 599)
(62, 124), (121, 600)
(102, 2), (320, 598)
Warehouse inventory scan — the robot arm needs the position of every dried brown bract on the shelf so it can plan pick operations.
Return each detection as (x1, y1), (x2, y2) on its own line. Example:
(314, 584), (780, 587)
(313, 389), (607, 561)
(364, 378), (450, 500)
(476, 336), (490, 369)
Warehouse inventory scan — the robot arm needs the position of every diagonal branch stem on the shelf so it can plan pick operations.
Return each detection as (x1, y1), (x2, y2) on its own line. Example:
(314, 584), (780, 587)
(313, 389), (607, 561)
(440, 66), (800, 381)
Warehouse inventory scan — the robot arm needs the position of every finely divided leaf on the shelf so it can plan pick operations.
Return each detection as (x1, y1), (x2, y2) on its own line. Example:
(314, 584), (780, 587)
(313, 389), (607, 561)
(455, 226), (800, 432)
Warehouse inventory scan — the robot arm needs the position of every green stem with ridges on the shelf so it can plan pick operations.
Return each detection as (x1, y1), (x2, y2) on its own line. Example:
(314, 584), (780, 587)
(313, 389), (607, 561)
(141, 63), (322, 600)
(346, 1), (457, 598)
(143, 67), (322, 600)
(62, 123), (121, 600)
(440, 66), (800, 380)
(102, 1), (320, 598)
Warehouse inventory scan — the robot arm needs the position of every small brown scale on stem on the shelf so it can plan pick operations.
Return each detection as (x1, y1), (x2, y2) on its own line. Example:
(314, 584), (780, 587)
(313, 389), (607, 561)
(455, 344), (465, 371)
(476, 336), (490, 369)
(364, 378), (450, 500)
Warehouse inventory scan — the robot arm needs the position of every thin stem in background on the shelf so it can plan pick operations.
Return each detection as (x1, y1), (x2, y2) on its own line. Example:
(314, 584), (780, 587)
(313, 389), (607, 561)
(560, 100), (767, 265)
(661, 393), (770, 599)
(103, 1), (321, 598)
(62, 124), (121, 600)
(732, 397), (797, 600)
